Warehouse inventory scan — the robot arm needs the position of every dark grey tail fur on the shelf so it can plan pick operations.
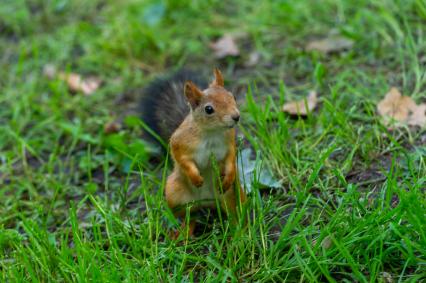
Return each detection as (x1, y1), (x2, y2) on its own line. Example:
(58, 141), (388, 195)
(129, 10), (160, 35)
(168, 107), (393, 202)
(139, 69), (207, 143)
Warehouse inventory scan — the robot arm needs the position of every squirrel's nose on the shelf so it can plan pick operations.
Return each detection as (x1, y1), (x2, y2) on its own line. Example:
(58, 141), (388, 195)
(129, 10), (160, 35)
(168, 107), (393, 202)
(232, 114), (240, 122)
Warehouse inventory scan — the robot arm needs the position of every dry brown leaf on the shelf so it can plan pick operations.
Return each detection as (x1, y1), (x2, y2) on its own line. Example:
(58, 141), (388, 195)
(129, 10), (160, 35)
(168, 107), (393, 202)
(377, 87), (426, 127)
(306, 36), (354, 54)
(104, 121), (122, 134)
(44, 64), (101, 95)
(79, 77), (102, 95)
(407, 104), (426, 127)
(282, 91), (318, 116)
(210, 34), (240, 58)
(58, 72), (101, 96)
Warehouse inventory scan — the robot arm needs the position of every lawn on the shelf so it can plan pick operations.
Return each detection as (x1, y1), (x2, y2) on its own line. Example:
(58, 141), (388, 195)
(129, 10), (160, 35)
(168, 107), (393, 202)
(0, 0), (425, 281)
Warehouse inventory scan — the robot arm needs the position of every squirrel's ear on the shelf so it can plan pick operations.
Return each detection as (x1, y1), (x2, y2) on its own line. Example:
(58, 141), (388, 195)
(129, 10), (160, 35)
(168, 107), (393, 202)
(210, 68), (224, 87)
(184, 81), (203, 109)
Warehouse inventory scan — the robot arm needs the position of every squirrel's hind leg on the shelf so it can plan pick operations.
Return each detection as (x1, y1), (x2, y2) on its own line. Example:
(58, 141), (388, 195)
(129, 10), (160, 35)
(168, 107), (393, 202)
(165, 172), (197, 239)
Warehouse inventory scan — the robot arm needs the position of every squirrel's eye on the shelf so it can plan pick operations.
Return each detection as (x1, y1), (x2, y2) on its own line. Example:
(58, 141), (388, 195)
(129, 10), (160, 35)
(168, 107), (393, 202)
(204, 105), (214, 115)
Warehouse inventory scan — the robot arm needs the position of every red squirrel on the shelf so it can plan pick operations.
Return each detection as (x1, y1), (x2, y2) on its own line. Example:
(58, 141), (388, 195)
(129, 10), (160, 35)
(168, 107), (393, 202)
(140, 68), (246, 237)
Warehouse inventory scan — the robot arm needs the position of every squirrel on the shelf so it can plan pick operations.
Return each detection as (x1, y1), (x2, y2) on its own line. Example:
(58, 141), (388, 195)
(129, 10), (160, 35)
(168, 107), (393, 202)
(140, 68), (246, 238)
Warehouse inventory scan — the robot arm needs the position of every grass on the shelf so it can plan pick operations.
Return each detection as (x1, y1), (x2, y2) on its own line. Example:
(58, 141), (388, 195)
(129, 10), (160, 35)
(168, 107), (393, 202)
(1, 0), (425, 281)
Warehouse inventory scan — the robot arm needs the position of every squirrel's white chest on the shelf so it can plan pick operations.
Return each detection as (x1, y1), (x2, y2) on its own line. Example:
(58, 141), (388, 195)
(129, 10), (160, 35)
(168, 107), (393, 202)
(194, 134), (228, 169)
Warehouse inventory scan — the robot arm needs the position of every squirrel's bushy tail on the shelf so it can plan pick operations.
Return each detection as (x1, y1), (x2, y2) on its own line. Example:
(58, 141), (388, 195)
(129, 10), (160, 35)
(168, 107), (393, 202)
(139, 69), (206, 143)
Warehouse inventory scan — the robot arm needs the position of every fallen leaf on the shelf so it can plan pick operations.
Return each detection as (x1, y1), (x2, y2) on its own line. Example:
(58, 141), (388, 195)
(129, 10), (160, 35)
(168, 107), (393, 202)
(210, 34), (240, 58)
(58, 72), (102, 95)
(321, 236), (332, 250)
(306, 36), (354, 54)
(43, 64), (57, 79)
(407, 104), (426, 126)
(245, 51), (261, 67)
(377, 87), (426, 127)
(237, 148), (281, 193)
(104, 121), (122, 134)
(282, 91), (318, 116)
(377, 88), (415, 121)
(44, 64), (102, 95)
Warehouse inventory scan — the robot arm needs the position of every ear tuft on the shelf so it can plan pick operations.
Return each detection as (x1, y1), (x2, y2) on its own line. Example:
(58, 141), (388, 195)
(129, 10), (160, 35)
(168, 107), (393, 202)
(210, 68), (224, 87)
(184, 81), (203, 109)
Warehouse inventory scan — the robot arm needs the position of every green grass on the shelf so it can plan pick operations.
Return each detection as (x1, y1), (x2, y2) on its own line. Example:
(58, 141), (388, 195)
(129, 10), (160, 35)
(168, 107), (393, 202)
(1, 0), (425, 281)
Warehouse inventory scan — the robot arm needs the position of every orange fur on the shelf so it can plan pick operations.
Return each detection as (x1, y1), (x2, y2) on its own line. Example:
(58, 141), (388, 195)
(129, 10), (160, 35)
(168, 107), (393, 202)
(165, 68), (246, 238)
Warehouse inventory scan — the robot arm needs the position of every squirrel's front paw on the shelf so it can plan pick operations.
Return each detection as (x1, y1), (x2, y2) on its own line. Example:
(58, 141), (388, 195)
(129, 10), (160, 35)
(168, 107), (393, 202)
(191, 175), (204, 188)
